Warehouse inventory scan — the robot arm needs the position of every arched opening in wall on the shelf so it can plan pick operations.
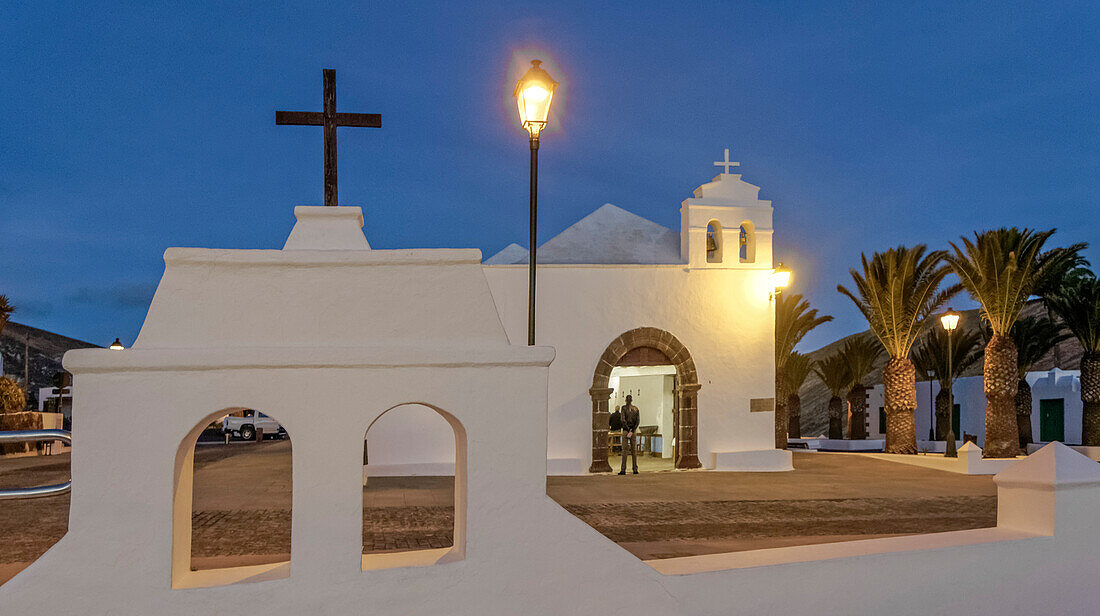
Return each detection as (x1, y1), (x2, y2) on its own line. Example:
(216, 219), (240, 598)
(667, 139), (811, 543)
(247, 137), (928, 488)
(706, 220), (723, 263)
(362, 403), (466, 571)
(588, 328), (701, 473)
(609, 361), (677, 473)
(172, 407), (291, 589)
(739, 221), (756, 263)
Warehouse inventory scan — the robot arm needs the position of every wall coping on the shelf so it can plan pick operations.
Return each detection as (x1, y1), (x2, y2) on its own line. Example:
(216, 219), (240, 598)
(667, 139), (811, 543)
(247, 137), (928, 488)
(63, 345), (556, 373)
(164, 247), (484, 267)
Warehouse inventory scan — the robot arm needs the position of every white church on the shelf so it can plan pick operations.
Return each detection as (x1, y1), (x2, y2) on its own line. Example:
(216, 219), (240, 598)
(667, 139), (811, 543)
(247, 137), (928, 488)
(368, 151), (790, 476)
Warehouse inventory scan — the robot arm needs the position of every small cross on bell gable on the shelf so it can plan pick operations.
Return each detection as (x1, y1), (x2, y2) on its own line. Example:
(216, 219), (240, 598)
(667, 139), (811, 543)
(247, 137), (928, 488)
(713, 148), (740, 175)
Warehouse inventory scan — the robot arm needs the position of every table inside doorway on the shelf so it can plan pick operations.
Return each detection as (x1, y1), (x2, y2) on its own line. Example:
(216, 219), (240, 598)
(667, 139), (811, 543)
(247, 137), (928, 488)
(608, 431), (663, 457)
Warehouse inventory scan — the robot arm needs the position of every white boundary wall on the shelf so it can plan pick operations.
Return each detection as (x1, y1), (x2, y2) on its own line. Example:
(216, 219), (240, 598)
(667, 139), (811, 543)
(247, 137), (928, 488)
(869, 369), (1082, 446)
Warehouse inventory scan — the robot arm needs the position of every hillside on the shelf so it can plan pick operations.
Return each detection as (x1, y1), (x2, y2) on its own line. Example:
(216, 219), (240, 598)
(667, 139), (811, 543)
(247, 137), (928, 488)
(0, 321), (100, 408)
(796, 302), (1084, 437)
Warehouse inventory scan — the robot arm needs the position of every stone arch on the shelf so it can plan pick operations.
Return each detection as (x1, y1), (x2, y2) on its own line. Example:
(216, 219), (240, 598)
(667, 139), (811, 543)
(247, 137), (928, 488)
(589, 327), (701, 472)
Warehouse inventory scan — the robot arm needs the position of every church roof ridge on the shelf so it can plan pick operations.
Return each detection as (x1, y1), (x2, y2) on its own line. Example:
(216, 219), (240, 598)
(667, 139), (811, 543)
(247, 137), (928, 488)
(483, 202), (681, 266)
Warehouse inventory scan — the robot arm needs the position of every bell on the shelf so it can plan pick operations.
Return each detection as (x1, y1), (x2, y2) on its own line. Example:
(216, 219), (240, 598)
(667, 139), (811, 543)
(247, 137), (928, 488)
(706, 234), (718, 253)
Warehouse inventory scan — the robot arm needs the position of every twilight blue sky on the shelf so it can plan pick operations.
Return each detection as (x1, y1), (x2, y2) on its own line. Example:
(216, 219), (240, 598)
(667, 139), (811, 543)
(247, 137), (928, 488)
(2, 1), (1097, 351)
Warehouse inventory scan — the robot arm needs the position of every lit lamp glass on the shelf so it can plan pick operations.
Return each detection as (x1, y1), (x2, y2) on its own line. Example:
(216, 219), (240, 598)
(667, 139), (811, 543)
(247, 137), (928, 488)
(513, 60), (558, 137)
(109, 338), (124, 350)
(940, 309), (960, 331)
(771, 263), (792, 291)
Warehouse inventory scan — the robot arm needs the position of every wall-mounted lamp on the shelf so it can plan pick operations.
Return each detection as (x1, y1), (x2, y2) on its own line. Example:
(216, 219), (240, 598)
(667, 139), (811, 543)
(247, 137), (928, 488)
(770, 263), (791, 300)
(109, 338), (124, 350)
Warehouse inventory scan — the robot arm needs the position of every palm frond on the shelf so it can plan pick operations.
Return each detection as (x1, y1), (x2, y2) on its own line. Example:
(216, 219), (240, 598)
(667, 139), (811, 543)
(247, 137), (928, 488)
(783, 352), (814, 392)
(839, 335), (883, 387)
(838, 245), (958, 358)
(945, 228), (1085, 336)
(1010, 315), (1072, 376)
(911, 325), (984, 387)
(775, 293), (833, 368)
(1044, 270), (1100, 354)
(813, 352), (851, 397)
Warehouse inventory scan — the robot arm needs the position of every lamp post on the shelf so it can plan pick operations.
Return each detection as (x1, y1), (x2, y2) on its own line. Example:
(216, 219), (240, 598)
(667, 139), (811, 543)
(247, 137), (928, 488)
(940, 308), (961, 457)
(513, 59), (558, 346)
(928, 370), (936, 441)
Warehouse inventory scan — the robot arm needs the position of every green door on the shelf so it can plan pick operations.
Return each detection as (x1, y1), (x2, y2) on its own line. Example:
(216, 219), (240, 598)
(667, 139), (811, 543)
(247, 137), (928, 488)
(952, 403), (961, 438)
(1039, 398), (1065, 442)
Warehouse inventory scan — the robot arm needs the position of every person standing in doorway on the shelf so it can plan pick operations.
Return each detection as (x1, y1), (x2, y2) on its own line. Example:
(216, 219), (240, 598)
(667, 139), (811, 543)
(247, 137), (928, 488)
(618, 395), (640, 475)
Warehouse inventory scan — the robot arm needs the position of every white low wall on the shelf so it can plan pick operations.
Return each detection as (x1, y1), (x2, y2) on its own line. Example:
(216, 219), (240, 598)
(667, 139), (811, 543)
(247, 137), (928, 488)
(865, 442), (1024, 475)
(1028, 442), (1100, 462)
(712, 449), (793, 471)
(814, 438), (885, 451)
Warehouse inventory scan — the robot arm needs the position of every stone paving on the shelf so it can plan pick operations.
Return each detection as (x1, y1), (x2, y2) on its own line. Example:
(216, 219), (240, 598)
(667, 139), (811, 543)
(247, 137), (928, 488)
(1, 445), (998, 582)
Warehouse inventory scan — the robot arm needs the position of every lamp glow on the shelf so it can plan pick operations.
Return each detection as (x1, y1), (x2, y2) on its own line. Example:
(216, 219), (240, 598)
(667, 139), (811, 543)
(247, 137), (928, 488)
(771, 263), (792, 291)
(513, 60), (557, 137)
(109, 338), (124, 350)
(940, 309), (960, 332)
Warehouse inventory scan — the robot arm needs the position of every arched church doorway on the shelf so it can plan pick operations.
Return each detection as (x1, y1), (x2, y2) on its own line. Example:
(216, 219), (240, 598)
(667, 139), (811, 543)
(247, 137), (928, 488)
(589, 327), (701, 473)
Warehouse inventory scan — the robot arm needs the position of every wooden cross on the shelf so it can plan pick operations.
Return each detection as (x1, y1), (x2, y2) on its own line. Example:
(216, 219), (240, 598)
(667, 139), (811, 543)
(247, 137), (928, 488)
(276, 69), (382, 207)
(713, 148), (740, 174)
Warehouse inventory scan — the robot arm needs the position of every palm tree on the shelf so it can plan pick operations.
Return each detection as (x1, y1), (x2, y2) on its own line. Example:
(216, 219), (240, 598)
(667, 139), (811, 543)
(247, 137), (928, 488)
(912, 325), (983, 441)
(839, 335), (883, 440)
(813, 353), (850, 439)
(783, 352), (813, 439)
(0, 296), (13, 339)
(839, 246), (960, 453)
(1010, 316), (1071, 448)
(1043, 271), (1100, 445)
(775, 293), (833, 449)
(946, 228), (1085, 457)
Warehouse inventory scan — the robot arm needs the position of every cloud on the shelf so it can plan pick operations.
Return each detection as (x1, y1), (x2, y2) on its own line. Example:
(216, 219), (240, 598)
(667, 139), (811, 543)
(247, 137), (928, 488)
(13, 300), (54, 318)
(69, 282), (158, 309)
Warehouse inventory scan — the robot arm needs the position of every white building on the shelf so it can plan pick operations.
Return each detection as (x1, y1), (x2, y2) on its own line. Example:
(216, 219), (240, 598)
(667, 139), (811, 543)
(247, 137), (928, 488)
(866, 368), (1082, 446)
(369, 154), (790, 475)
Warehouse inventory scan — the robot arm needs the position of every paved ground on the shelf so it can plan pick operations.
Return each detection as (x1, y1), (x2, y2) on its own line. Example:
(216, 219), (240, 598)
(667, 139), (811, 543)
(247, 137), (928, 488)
(0, 445), (997, 584)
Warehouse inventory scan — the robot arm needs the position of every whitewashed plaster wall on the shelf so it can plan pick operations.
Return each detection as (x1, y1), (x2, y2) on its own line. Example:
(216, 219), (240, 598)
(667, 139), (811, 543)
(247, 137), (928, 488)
(869, 369), (1083, 445)
(365, 403), (456, 476)
(483, 264), (780, 473)
(365, 170), (784, 474)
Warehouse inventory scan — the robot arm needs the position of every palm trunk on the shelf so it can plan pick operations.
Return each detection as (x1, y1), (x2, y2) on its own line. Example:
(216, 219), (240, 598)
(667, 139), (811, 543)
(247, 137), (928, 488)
(828, 396), (844, 439)
(775, 371), (790, 449)
(787, 393), (802, 439)
(934, 387), (951, 441)
(983, 333), (1020, 458)
(883, 356), (917, 454)
(848, 384), (868, 440)
(1081, 353), (1100, 446)
(1016, 378), (1033, 450)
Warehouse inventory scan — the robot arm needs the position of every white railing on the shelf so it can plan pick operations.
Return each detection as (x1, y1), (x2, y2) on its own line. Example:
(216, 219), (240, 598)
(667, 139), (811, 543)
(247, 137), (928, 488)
(0, 430), (72, 500)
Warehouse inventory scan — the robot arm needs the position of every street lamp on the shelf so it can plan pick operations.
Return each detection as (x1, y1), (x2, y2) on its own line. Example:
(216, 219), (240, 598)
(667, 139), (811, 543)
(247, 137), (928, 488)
(514, 59), (558, 346)
(770, 263), (791, 300)
(109, 338), (124, 351)
(940, 308), (960, 457)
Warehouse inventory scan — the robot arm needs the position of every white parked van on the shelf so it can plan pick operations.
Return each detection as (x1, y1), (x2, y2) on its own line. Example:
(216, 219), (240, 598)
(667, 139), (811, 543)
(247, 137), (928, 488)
(221, 409), (286, 441)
